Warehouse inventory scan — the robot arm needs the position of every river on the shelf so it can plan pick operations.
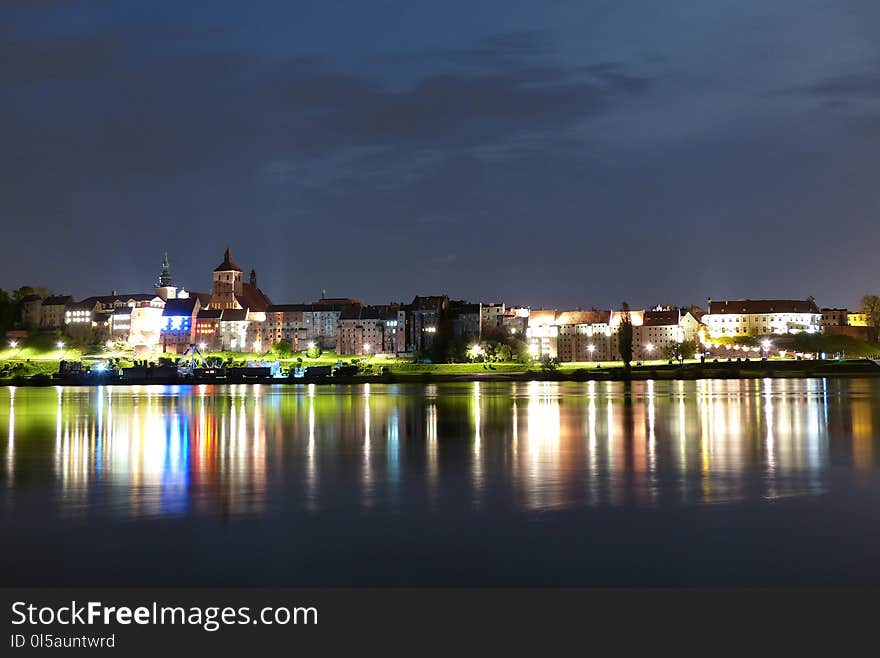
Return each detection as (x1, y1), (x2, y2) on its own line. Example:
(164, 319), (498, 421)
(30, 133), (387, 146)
(2, 378), (879, 585)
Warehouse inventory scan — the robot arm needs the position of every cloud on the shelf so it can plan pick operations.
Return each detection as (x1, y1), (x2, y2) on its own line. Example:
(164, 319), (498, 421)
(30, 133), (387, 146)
(799, 71), (880, 99)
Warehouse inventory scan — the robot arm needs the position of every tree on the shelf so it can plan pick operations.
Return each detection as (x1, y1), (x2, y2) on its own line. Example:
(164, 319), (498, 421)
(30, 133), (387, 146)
(493, 343), (512, 362)
(664, 339), (697, 364)
(861, 295), (880, 343)
(272, 341), (293, 357)
(540, 355), (560, 372)
(617, 302), (633, 369)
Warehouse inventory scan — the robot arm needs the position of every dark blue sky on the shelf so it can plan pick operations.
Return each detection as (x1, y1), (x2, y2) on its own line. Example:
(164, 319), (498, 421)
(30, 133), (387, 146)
(2, 0), (879, 309)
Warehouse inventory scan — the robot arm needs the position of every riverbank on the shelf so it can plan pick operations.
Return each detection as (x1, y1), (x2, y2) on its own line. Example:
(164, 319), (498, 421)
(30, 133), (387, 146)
(1, 358), (878, 386)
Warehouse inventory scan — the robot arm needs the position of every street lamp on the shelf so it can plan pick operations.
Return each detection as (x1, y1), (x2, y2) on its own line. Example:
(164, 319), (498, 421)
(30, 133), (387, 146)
(761, 339), (771, 360)
(8, 340), (17, 349)
(198, 342), (207, 351)
(645, 343), (654, 358)
(56, 341), (64, 350)
(307, 341), (315, 350)
(587, 344), (595, 361)
(363, 343), (371, 355)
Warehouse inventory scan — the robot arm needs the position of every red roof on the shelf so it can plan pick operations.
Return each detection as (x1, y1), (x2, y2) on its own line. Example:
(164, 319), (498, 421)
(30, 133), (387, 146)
(708, 299), (819, 315)
(214, 247), (242, 272)
(235, 283), (272, 312)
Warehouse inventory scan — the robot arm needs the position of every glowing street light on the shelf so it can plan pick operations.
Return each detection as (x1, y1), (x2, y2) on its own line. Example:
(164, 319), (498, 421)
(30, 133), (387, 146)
(56, 341), (64, 350)
(307, 341), (315, 350)
(363, 343), (371, 354)
(8, 340), (17, 349)
(198, 342), (207, 351)
(645, 343), (654, 355)
(587, 344), (595, 361)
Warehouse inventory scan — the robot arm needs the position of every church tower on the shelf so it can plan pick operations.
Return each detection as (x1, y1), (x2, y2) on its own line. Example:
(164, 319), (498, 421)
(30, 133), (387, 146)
(154, 252), (177, 301)
(210, 247), (243, 309)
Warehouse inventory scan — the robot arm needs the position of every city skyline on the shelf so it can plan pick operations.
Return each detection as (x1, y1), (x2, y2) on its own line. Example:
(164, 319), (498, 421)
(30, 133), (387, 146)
(0, 247), (862, 312)
(3, 1), (880, 309)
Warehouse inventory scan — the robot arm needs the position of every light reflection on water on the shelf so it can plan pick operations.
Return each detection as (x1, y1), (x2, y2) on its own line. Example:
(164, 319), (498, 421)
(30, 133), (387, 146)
(0, 378), (878, 521)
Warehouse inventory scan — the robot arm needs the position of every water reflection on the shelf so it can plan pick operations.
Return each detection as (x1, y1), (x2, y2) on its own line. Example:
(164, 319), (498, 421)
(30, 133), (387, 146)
(1, 378), (879, 521)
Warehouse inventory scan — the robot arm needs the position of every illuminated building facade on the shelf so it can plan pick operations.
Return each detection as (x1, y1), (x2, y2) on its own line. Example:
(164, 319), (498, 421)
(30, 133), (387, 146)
(703, 298), (821, 337)
(160, 297), (201, 353)
(266, 298), (363, 350)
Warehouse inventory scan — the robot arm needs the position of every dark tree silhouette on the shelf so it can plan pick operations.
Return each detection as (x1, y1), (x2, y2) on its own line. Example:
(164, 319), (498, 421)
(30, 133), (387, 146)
(618, 302), (633, 370)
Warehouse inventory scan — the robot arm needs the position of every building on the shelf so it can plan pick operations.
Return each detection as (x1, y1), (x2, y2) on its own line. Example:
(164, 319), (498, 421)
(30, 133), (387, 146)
(848, 312), (868, 327)
(525, 309), (559, 358)
(405, 295), (449, 354)
(206, 248), (273, 350)
(194, 309), (222, 350)
(336, 305), (406, 356)
(526, 308), (648, 362)
(265, 298), (363, 351)
(702, 298), (822, 337)
(640, 308), (683, 356)
(39, 295), (73, 328)
(450, 301), (482, 341)
(501, 307), (530, 338)
(66, 293), (165, 345)
(216, 309), (250, 351)
(555, 310), (614, 362)
(820, 308), (849, 328)
(679, 309), (705, 343)
(480, 303), (506, 332)
(20, 294), (43, 327)
(160, 297), (201, 353)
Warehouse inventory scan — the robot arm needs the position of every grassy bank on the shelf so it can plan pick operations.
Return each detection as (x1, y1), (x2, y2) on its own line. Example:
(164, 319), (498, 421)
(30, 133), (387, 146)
(2, 354), (878, 386)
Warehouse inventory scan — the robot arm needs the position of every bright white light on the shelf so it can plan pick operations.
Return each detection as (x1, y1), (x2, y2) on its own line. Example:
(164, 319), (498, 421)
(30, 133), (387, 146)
(8, 340), (17, 348)
(528, 344), (539, 356)
(307, 341), (315, 349)
(363, 343), (371, 353)
(94, 363), (106, 372)
(761, 339), (771, 350)
(56, 341), (64, 350)
(587, 345), (595, 353)
(646, 343), (654, 352)
(198, 342), (207, 350)
(105, 339), (114, 348)
(253, 341), (262, 352)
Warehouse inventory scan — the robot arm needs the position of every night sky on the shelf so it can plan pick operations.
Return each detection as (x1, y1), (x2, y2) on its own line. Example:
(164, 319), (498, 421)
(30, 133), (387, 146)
(2, 1), (879, 309)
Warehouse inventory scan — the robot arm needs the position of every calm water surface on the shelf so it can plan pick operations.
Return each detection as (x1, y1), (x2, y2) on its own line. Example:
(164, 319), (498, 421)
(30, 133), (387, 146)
(2, 379), (880, 585)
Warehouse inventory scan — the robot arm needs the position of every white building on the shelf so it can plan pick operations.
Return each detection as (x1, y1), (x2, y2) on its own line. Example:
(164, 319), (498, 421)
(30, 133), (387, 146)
(702, 299), (821, 337)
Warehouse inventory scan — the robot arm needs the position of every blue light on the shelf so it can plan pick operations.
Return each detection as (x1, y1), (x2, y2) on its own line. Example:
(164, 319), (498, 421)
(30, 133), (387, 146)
(162, 316), (191, 333)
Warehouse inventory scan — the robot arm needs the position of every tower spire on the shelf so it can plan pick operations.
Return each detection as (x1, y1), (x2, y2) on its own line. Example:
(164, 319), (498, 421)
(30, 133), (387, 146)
(158, 251), (172, 287)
